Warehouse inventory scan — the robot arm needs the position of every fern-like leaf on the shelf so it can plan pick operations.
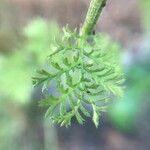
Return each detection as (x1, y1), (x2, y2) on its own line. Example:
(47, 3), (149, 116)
(33, 26), (124, 127)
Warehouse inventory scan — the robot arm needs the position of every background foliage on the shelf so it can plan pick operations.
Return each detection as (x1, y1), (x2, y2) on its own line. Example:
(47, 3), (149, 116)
(0, 18), (60, 150)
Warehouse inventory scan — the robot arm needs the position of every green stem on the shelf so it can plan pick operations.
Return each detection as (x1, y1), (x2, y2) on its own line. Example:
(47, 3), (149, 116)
(80, 0), (107, 36)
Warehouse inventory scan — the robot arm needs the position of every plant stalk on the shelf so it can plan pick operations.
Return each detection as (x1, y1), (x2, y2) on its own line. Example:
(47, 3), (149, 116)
(80, 0), (107, 36)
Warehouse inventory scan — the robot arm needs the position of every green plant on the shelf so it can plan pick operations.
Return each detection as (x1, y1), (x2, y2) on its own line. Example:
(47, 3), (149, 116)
(141, 0), (150, 32)
(0, 19), (60, 150)
(0, 19), (60, 104)
(33, 0), (124, 127)
(109, 62), (150, 131)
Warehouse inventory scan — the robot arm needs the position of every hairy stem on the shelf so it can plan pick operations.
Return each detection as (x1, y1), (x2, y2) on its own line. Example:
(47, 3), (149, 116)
(80, 0), (107, 36)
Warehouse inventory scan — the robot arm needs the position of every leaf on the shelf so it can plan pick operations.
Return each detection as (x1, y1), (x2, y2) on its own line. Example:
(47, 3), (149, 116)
(80, 104), (91, 117)
(60, 101), (67, 115)
(36, 69), (51, 76)
(70, 69), (82, 86)
(75, 110), (85, 125)
(45, 104), (58, 118)
(92, 104), (100, 128)
(60, 73), (68, 91)
(39, 95), (59, 107)
(33, 28), (125, 127)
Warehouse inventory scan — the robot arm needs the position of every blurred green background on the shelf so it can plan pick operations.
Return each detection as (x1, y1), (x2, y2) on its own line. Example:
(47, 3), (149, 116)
(0, 0), (150, 150)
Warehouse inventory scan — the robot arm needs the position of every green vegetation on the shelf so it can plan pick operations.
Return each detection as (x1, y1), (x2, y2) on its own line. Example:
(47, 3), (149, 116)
(0, 19), (60, 104)
(141, 0), (150, 32)
(109, 61), (150, 130)
(33, 0), (124, 127)
(0, 19), (60, 149)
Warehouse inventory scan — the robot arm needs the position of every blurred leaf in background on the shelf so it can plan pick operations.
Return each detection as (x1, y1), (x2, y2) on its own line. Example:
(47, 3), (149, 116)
(108, 0), (150, 132)
(23, 18), (61, 64)
(0, 18), (60, 150)
(141, 0), (150, 32)
(0, 18), (60, 104)
(109, 60), (150, 131)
